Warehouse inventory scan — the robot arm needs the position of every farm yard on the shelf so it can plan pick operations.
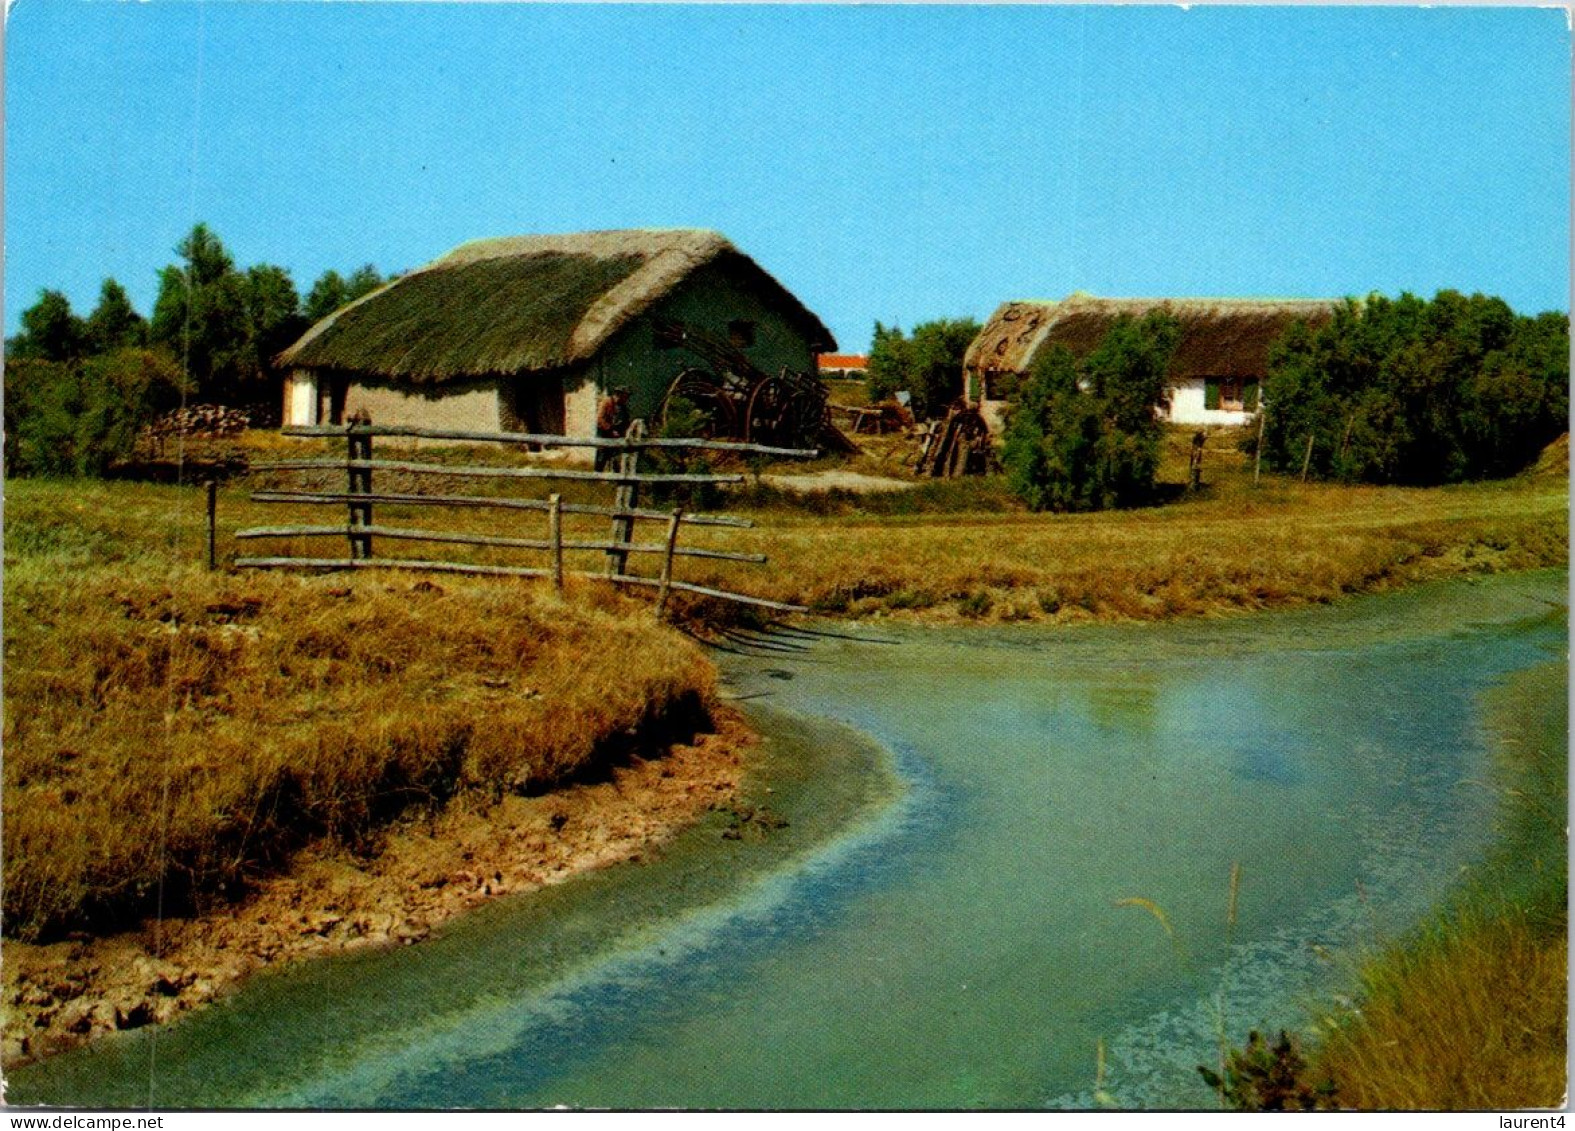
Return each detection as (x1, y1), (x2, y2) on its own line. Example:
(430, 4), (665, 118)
(6, 2), (1571, 1111)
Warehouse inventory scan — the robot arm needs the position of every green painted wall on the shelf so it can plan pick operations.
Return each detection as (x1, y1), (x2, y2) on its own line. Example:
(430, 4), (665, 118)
(593, 260), (823, 425)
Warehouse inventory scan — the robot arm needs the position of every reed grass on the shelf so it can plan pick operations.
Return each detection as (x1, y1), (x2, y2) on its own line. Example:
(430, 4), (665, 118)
(3, 481), (715, 941)
(1308, 662), (1568, 1109)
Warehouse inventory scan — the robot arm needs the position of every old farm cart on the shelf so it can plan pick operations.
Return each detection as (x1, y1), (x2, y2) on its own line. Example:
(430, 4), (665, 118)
(232, 420), (813, 616)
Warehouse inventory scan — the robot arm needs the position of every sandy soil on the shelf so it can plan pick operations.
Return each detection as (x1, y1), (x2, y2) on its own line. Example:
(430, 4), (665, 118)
(759, 470), (918, 494)
(2, 710), (754, 1068)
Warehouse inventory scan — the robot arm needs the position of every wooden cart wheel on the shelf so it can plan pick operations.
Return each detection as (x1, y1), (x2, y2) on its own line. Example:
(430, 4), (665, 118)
(661, 369), (736, 439)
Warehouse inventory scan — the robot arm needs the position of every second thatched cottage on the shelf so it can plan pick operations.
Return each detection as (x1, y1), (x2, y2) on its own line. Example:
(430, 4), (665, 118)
(277, 229), (836, 439)
(962, 294), (1338, 432)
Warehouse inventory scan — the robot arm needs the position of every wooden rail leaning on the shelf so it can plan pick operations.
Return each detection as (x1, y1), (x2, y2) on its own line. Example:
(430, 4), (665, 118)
(229, 557), (807, 613)
(233, 416), (810, 615)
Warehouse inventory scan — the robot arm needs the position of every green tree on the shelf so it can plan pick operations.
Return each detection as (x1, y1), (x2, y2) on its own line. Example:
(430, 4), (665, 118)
(865, 317), (980, 419)
(304, 263), (384, 322)
(1260, 291), (1568, 484)
(84, 278), (147, 354)
(4, 348), (186, 477)
(865, 321), (911, 404)
(303, 269), (348, 322)
(344, 264), (385, 303)
(151, 224), (253, 403)
(149, 224), (307, 411)
(244, 264), (306, 374)
(9, 289), (87, 362)
(1001, 311), (1180, 511)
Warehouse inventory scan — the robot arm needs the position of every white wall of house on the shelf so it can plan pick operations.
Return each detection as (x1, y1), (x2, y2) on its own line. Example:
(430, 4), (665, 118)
(564, 380), (599, 445)
(283, 371), (319, 426)
(1165, 379), (1255, 427)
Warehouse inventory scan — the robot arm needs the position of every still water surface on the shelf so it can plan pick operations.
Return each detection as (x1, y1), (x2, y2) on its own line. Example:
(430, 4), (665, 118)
(15, 572), (1566, 1109)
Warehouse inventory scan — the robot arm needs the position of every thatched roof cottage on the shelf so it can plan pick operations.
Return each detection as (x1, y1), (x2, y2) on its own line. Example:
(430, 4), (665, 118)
(962, 294), (1338, 431)
(277, 229), (836, 440)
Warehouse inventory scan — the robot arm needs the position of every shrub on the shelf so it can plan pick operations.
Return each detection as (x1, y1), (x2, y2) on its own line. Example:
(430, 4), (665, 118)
(1260, 292), (1568, 484)
(4, 349), (187, 477)
(1200, 1030), (1338, 1111)
(866, 317), (981, 420)
(1001, 312), (1179, 511)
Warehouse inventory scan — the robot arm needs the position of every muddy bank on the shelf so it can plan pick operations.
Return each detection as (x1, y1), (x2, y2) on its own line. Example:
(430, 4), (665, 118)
(3, 710), (754, 1068)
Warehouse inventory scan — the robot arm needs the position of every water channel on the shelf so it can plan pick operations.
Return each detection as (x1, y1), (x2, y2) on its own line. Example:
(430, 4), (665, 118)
(12, 571), (1566, 1109)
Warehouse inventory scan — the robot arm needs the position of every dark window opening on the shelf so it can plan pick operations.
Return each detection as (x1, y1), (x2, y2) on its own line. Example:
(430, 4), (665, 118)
(728, 320), (756, 349)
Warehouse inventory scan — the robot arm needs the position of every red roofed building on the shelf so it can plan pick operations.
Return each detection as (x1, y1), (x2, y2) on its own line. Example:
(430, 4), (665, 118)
(818, 353), (869, 378)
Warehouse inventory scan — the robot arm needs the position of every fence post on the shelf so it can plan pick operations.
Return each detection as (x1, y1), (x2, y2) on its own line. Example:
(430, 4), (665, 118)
(548, 492), (564, 593)
(1299, 431), (1315, 484)
(606, 418), (646, 577)
(206, 479), (218, 570)
(348, 413), (374, 559)
(1253, 410), (1265, 487)
(656, 507), (683, 618)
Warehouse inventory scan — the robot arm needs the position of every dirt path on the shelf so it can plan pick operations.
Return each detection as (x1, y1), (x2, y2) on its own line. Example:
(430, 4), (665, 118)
(2, 711), (753, 1068)
(759, 470), (919, 494)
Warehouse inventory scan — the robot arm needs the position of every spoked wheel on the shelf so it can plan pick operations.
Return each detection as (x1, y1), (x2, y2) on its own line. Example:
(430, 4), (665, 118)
(746, 372), (828, 447)
(661, 369), (736, 439)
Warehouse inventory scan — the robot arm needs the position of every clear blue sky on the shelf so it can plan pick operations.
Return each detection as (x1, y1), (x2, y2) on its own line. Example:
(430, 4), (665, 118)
(6, 3), (1570, 351)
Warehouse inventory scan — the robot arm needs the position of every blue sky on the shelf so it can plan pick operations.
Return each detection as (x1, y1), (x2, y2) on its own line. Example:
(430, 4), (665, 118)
(5, 3), (1570, 350)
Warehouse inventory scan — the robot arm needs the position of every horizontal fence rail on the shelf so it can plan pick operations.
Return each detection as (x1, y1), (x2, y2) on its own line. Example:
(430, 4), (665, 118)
(280, 423), (818, 458)
(250, 457), (746, 486)
(229, 416), (808, 614)
(234, 523), (768, 563)
(247, 490), (754, 528)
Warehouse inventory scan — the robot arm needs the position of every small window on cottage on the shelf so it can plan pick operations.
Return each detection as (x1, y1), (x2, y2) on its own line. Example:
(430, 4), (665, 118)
(1220, 379), (1244, 411)
(728, 320), (756, 349)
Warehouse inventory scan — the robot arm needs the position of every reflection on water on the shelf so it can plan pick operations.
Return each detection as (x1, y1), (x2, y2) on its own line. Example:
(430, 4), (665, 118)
(13, 572), (1566, 1110)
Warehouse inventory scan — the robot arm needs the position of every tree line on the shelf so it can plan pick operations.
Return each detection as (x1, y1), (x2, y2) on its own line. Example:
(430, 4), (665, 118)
(868, 289), (1566, 513)
(1256, 291), (1568, 485)
(5, 224), (386, 476)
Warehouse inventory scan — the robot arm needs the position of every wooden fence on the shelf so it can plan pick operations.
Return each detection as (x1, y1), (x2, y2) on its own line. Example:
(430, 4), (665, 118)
(228, 418), (814, 616)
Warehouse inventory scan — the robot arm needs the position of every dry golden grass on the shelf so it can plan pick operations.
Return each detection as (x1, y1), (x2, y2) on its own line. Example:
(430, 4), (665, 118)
(696, 463), (1567, 623)
(1312, 912), (1567, 1110)
(189, 426), (1566, 629)
(4, 482), (714, 941)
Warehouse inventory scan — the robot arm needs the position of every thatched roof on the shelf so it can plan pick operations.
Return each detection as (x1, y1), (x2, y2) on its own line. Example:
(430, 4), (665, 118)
(963, 294), (1339, 381)
(278, 229), (836, 382)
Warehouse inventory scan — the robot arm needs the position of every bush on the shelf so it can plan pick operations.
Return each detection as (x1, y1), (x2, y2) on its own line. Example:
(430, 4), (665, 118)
(4, 349), (188, 477)
(1001, 312), (1179, 511)
(866, 317), (981, 420)
(1260, 292), (1568, 484)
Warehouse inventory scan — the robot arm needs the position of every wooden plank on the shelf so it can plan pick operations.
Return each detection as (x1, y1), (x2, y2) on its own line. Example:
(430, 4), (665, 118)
(248, 490), (755, 528)
(232, 556), (807, 612)
(280, 423), (817, 458)
(234, 557), (554, 580)
(548, 493), (564, 593)
(656, 508), (683, 618)
(251, 458), (744, 486)
(233, 523), (768, 563)
(205, 479), (218, 570)
(607, 419), (644, 577)
(347, 426), (373, 559)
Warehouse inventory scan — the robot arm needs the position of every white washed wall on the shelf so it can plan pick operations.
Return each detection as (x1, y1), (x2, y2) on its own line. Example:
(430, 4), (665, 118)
(1165, 380), (1254, 427)
(284, 371), (319, 426)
